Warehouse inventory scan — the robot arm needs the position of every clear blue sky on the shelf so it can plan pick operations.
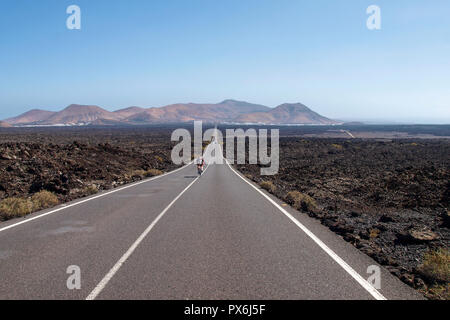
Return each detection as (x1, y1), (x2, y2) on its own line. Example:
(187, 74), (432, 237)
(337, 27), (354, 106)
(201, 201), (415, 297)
(1, 0), (449, 123)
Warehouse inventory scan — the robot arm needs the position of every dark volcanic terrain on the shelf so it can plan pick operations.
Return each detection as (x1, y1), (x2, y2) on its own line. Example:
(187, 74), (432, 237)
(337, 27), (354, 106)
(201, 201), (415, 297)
(0, 127), (179, 207)
(234, 136), (449, 299)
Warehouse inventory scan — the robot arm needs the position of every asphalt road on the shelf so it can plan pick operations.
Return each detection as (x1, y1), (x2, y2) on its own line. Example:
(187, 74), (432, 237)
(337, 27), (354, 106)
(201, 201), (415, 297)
(0, 142), (423, 300)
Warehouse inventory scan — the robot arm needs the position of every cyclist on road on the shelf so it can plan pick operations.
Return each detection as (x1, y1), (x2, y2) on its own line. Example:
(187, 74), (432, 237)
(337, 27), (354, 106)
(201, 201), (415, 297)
(195, 156), (205, 176)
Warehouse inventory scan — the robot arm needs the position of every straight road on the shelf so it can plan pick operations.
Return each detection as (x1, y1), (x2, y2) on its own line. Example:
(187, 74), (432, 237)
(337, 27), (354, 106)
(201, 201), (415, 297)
(0, 143), (423, 300)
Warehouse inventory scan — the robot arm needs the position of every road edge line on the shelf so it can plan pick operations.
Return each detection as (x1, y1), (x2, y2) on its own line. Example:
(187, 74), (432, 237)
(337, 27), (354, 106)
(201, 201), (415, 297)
(225, 160), (387, 301)
(0, 162), (193, 233)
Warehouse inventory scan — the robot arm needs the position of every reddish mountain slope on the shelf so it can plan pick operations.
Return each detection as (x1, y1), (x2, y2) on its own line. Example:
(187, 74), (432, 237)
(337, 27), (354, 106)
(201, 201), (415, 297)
(40, 105), (118, 124)
(125, 100), (270, 123)
(4, 109), (56, 125)
(113, 106), (146, 119)
(235, 103), (338, 124)
(0, 121), (12, 128)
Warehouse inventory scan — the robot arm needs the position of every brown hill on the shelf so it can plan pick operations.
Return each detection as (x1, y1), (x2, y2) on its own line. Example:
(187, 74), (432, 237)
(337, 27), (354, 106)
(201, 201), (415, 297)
(41, 104), (118, 124)
(126, 104), (217, 123)
(235, 103), (338, 124)
(3, 100), (337, 125)
(216, 99), (270, 114)
(4, 109), (56, 125)
(126, 100), (270, 124)
(113, 106), (146, 119)
(0, 121), (12, 128)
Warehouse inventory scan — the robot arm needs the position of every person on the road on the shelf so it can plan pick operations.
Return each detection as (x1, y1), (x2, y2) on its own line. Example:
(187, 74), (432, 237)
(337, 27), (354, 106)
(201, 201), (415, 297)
(196, 156), (205, 175)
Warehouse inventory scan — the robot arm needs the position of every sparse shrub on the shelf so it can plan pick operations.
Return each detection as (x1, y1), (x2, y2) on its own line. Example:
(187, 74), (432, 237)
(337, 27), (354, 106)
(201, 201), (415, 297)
(286, 191), (317, 212)
(0, 197), (33, 220)
(427, 283), (450, 300)
(130, 169), (146, 178)
(31, 190), (59, 210)
(260, 181), (276, 193)
(369, 228), (381, 239)
(419, 248), (450, 283)
(331, 144), (343, 150)
(145, 169), (163, 177)
(83, 185), (99, 195)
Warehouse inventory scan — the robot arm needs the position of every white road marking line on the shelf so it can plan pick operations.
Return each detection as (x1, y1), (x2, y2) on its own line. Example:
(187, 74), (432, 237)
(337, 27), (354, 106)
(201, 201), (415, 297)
(86, 165), (209, 300)
(340, 129), (356, 138)
(0, 162), (192, 233)
(225, 160), (387, 300)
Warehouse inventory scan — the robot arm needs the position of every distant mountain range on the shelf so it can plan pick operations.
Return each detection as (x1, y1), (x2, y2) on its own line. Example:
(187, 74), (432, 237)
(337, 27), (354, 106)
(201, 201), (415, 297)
(3, 100), (339, 126)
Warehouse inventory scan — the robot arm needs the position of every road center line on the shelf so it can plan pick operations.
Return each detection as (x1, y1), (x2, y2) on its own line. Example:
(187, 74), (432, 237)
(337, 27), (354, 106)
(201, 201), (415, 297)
(0, 162), (192, 234)
(86, 165), (208, 300)
(225, 160), (387, 300)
